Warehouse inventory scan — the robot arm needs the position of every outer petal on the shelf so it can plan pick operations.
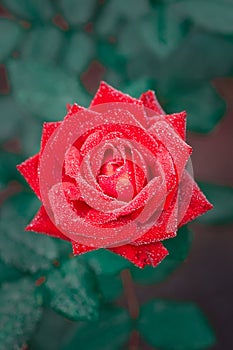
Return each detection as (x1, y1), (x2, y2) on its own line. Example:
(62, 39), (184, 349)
(179, 173), (213, 227)
(72, 241), (96, 255)
(17, 154), (40, 198)
(133, 227), (176, 245)
(140, 90), (164, 115)
(40, 122), (61, 154)
(165, 111), (187, 140)
(65, 103), (86, 120)
(26, 206), (70, 241)
(90, 81), (143, 107)
(109, 242), (168, 268)
(149, 120), (192, 178)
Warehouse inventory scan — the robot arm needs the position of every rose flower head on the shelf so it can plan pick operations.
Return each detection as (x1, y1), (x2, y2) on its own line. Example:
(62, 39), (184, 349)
(17, 82), (213, 268)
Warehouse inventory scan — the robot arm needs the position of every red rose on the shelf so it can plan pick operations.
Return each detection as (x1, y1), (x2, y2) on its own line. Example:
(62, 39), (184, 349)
(17, 82), (212, 268)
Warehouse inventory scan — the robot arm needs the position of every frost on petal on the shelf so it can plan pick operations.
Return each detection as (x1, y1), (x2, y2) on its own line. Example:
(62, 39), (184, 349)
(80, 130), (104, 158)
(40, 122), (61, 154)
(17, 154), (40, 198)
(140, 90), (164, 116)
(26, 206), (70, 241)
(62, 182), (81, 201)
(64, 146), (80, 179)
(134, 189), (178, 245)
(91, 101), (148, 128)
(179, 172), (213, 227)
(133, 226), (176, 245)
(149, 120), (192, 178)
(72, 241), (95, 255)
(90, 81), (142, 107)
(47, 182), (139, 247)
(165, 111), (187, 140)
(65, 103), (86, 120)
(109, 242), (168, 268)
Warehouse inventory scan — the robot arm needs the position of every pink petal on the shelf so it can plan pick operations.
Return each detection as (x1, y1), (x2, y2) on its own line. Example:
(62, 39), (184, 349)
(17, 154), (40, 198)
(179, 172), (213, 227)
(72, 241), (95, 255)
(90, 81), (143, 107)
(133, 227), (176, 245)
(149, 120), (192, 178)
(40, 122), (61, 154)
(109, 242), (168, 268)
(47, 182), (139, 247)
(26, 206), (70, 241)
(140, 90), (164, 115)
(165, 111), (187, 140)
(64, 146), (80, 179)
(65, 103), (86, 120)
(134, 189), (178, 245)
(62, 182), (81, 201)
(91, 100), (148, 128)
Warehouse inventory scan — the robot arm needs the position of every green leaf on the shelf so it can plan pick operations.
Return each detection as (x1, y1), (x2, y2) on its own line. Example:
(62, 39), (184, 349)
(96, 0), (149, 36)
(97, 274), (123, 301)
(131, 226), (193, 284)
(197, 183), (233, 225)
(165, 83), (226, 133)
(59, 0), (96, 25)
(7, 59), (90, 121)
(138, 299), (216, 350)
(0, 260), (22, 285)
(63, 32), (95, 74)
(117, 21), (146, 57)
(0, 192), (62, 273)
(62, 306), (131, 350)
(21, 26), (64, 62)
(18, 115), (42, 156)
(2, 0), (54, 20)
(81, 249), (131, 275)
(45, 258), (100, 321)
(176, 0), (233, 34)
(98, 40), (126, 74)
(122, 78), (151, 98)
(0, 96), (26, 143)
(0, 19), (23, 61)
(140, 6), (189, 58)
(0, 150), (24, 187)
(0, 278), (42, 350)
(29, 308), (74, 350)
(157, 31), (233, 88)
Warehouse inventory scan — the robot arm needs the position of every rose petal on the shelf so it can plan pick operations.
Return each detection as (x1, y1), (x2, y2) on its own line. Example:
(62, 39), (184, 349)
(48, 182), (139, 247)
(26, 206), (70, 241)
(65, 103), (86, 120)
(133, 226), (176, 245)
(72, 241), (95, 255)
(91, 81), (143, 107)
(179, 172), (213, 227)
(140, 90), (164, 115)
(91, 100), (148, 128)
(165, 111), (187, 140)
(62, 181), (81, 201)
(17, 154), (40, 198)
(40, 122), (61, 154)
(80, 130), (104, 158)
(109, 242), (168, 268)
(64, 146), (80, 179)
(134, 189), (178, 245)
(149, 120), (192, 178)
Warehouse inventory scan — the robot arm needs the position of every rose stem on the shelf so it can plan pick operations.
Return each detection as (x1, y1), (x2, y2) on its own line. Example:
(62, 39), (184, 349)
(121, 269), (140, 350)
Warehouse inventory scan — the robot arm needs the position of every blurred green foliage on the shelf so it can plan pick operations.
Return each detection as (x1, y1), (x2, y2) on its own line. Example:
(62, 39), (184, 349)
(1, 0), (233, 349)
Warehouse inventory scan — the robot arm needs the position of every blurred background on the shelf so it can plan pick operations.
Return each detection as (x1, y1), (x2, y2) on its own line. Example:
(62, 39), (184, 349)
(0, 1), (233, 349)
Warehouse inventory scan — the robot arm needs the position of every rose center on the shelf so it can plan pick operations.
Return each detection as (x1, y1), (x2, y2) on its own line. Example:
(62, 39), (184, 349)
(97, 159), (146, 202)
